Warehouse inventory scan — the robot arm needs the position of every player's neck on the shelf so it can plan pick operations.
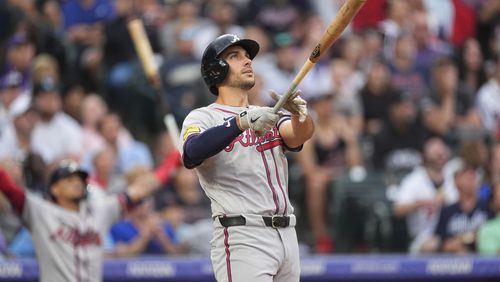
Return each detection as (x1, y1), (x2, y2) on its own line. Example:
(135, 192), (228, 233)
(216, 89), (249, 107)
(58, 199), (80, 212)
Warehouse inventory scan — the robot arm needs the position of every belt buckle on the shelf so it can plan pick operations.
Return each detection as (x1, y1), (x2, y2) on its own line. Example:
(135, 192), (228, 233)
(271, 215), (280, 228)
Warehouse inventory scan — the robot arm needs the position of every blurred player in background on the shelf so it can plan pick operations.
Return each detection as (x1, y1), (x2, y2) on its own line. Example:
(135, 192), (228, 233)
(180, 34), (313, 282)
(0, 160), (161, 282)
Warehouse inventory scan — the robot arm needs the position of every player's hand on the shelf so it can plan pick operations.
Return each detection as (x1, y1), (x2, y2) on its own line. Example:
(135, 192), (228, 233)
(269, 90), (308, 123)
(237, 106), (280, 136)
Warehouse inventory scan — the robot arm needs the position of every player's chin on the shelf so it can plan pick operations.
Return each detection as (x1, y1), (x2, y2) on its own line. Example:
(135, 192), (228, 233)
(241, 79), (255, 91)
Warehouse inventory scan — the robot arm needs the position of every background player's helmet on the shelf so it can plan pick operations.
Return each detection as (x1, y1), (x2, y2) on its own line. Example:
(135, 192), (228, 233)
(47, 160), (89, 202)
(201, 34), (259, 95)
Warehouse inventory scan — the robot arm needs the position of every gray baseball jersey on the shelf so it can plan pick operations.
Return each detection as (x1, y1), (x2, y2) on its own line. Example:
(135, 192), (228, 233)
(181, 103), (301, 282)
(180, 103), (294, 217)
(22, 186), (123, 282)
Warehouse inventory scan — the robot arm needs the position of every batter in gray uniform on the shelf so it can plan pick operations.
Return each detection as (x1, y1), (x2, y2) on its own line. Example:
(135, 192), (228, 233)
(0, 160), (160, 282)
(180, 34), (313, 282)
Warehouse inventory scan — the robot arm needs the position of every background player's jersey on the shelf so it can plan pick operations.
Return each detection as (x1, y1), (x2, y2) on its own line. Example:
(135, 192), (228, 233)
(180, 103), (295, 217)
(22, 187), (122, 282)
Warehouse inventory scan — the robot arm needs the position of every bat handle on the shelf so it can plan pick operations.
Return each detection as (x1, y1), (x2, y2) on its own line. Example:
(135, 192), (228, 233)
(272, 84), (297, 113)
(271, 59), (315, 113)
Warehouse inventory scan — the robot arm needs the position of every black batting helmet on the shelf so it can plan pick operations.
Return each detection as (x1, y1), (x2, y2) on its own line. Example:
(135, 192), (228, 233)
(201, 34), (259, 95)
(47, 160), (88, 202)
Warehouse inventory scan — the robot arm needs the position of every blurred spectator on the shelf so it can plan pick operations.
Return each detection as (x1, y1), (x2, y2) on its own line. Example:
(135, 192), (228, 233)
(1, 32), (35, 93)
(371, 91), (426, 173)
(457, 38), (487, 93)
(103, 0), (151, 120)
(388, 33), (428, 104)
(477, 181), (500, 255)
(421, 57), (482, 145)
(422, 0), (454, 40)
(31, 0), (67, 78)
(160, 25), (211, 124)
(476, 55), (500, 138)
(257, 32), (325, 104)
(412, 10), (452, 82)
(296, 92), (362, 254)
(171, 167), (210, 224)
(449, 0), (476, 48)
(31, 53), (60, 86)
(359, 60), (400, 136)
(358, 29), (384, 73)
(394, 137), (455, 254)
(431, 162), (493, 254)
(62, 0), (114, 92)
(351, 0), (386, 32)
(31, 77), (83, 166)
(379, 0), (413, 60)
(340, 33), (365, 71)
(424, 0), (476, 48)
(80, 94), (107, 154)
(160, 0), (208, 59)
(0, 70), (31, 134)
(109, 197), (183, 256)
(475, 0), (500, 60)
(328, 58), (365, 134)
(241, 0), (312, 34)
(244, 24), (274, 73)
(62, 0), (113, 46)
(479, 143), (500, 201)
(194, 0), (244, 59)
(0, 93), (37, 161)
(61, 81), (86, 123)
(96, 112), (153, 173)
(87, 145), (125, 193)
(443, 138), (489, 198)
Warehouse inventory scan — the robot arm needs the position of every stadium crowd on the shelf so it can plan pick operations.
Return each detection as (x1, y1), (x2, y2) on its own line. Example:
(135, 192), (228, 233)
(0, 0), (499, 259)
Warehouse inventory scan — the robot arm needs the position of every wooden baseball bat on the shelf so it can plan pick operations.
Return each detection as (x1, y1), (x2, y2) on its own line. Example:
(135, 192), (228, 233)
(127, 18), (158, 81)
(272, 0), (367, 113)
(128, 19), (180, 152)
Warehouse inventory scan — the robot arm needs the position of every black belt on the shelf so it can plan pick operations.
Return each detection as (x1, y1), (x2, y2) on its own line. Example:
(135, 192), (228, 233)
(218, 215), (290, 228)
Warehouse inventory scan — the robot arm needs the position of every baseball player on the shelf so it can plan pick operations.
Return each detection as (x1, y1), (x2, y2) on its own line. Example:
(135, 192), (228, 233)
(0, 160), (161, 282)
(180, 34), (314, 282)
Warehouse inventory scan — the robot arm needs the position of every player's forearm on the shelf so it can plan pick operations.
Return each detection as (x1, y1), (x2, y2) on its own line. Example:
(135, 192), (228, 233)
(183, 117), (242, 168)
(281, 115), (314, 148)
(0, 170), (26, 214)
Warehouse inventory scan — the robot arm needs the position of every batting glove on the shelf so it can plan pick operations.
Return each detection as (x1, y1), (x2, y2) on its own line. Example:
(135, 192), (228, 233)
(237, 107), (280, 136)
(269, 90), (308, 123)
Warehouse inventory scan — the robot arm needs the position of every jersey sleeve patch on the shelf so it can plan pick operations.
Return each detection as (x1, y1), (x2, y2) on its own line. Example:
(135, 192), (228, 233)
(183, 125), (201, 140)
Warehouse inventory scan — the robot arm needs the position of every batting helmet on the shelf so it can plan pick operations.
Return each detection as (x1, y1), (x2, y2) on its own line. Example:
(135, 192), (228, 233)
(47, 160), (88, 202)
(201, 34), (259, 95)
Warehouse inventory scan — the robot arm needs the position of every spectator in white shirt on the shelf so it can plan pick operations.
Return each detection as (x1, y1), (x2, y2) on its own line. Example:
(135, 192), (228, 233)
(31, 77), (83, 167)
(476, 55), (500, 138)
(394, 137), (456, 253)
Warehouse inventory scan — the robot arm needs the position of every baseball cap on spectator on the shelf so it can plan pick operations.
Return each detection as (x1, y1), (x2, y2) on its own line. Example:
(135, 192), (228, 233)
(49, 160), (88, 187)
(33, 77), (60, 95)
(0, 71), (23, 90)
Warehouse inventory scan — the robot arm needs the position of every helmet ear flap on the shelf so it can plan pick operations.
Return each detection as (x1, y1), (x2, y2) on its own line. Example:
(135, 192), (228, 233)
(201, 58), (229, 95)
